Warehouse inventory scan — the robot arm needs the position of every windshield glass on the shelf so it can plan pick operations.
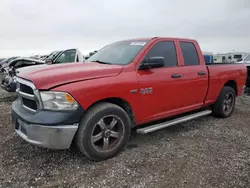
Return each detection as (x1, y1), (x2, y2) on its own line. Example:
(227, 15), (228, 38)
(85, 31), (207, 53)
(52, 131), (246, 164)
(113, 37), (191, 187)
(87, 40), (149, 65)
(244, 54), (250, 61)
(45, 51), (61, 60)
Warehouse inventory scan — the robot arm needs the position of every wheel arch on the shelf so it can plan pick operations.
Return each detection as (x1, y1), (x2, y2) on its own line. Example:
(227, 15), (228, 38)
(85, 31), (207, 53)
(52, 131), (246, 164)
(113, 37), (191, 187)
(85, 97), (136, 127)
(224, 80), (237, 95)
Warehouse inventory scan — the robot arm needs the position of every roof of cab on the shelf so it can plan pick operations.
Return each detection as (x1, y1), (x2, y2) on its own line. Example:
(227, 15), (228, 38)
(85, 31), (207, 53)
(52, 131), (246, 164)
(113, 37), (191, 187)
(113, 37), (199, 45)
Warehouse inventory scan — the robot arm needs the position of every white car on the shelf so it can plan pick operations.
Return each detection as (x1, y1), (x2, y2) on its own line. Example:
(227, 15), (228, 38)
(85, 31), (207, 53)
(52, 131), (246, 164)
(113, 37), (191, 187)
(1, 48), (85, 92)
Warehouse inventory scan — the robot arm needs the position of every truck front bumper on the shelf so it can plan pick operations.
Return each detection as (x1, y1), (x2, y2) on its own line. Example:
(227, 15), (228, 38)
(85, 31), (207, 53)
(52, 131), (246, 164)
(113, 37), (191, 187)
(12, 99), (84, 149)
(14, 119), (78, 149)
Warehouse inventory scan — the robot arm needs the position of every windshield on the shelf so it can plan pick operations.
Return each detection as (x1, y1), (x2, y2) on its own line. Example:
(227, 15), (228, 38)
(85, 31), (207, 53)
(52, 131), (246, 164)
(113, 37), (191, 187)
(87, 40), (149, 65)
(44, 51), (61, 60)
(244, 54), (250, 61)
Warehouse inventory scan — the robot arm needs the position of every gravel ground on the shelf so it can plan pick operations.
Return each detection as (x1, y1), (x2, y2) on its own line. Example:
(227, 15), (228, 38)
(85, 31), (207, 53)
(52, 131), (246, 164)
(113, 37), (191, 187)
(0, 87), (249, 188)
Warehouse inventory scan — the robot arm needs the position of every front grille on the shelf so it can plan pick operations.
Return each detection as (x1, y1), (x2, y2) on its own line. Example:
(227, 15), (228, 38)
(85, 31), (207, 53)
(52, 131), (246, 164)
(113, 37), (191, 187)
(20, 83), (34, 95)
(22, 98), (38, 110)
(16, 77), (40, 112)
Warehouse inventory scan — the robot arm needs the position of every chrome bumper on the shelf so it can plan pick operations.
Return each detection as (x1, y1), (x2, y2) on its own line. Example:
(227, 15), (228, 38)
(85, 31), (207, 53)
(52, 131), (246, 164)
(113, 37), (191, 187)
(15, 119), (78, 149)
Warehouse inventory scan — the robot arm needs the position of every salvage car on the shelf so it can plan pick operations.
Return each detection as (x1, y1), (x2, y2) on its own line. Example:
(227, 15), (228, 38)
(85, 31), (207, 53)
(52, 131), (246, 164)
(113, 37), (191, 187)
(1, 48), (84, 92)
(11, 37), (246, 161)
(0, 56), (19, 70)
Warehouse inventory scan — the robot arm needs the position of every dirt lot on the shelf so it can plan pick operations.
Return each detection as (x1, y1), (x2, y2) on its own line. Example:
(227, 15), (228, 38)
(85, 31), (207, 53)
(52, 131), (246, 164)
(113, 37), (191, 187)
(0, 88), (249, 188)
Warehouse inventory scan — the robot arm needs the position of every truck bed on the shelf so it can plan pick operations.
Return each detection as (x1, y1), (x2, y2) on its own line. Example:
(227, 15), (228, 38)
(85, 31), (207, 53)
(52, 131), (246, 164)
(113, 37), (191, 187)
(205, 63), (247, 105)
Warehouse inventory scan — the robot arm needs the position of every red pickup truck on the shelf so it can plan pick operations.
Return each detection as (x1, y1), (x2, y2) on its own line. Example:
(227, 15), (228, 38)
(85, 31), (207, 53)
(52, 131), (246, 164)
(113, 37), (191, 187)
(12, 37), (247, 161)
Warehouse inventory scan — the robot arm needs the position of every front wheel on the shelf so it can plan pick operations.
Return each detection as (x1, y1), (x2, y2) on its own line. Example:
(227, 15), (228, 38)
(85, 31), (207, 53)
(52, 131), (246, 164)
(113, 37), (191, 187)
(212, 86), (236, 118)
(76, 102), (131, 161)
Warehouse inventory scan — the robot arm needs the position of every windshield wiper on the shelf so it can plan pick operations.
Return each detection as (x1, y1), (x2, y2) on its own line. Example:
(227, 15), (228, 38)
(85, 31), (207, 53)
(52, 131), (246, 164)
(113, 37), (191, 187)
(91, 60), (112, 64)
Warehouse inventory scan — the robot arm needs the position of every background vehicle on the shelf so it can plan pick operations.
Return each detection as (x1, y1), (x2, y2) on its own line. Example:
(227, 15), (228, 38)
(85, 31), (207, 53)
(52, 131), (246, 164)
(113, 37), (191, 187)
(242, 53), (250, 64)
(213, 52), (249, 63)
(0, 56), (19, 70)
(203, 51), (213, 63)
(227, 52), (249, 63)
(1, 48), (84, 92)
(12, 37), (246, 161)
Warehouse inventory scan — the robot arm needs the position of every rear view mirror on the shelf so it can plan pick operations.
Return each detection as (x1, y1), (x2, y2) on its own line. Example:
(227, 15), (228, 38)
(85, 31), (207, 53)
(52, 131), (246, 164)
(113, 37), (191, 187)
(139, 57), (165, 70)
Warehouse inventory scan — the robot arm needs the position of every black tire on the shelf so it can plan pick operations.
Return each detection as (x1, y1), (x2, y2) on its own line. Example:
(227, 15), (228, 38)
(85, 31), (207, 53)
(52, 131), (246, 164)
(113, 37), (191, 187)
(212, 86), (236, 118)
(76, 102), (131, 161)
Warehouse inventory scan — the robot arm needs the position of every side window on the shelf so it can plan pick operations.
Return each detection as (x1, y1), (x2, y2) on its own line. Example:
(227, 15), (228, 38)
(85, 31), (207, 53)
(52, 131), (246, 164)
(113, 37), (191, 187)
(145, 41), (177, 67)
(180, 42), (199, 66)
(55, 49), (76, 64)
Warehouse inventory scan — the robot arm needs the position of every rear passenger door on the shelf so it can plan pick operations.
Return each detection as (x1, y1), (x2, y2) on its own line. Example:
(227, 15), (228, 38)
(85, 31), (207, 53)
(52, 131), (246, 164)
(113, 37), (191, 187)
(137, 40), (185, 121)
(177, 41), (209, 109)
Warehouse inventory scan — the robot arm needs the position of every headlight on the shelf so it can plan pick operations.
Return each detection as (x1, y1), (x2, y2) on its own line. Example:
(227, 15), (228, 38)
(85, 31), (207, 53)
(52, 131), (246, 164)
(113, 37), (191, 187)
(40, 91), (79, 110)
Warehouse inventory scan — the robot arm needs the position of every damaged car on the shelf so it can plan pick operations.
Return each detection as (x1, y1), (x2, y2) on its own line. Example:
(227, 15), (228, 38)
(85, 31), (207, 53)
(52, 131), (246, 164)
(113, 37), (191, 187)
(0, 56), (20, 70)
(1, 48), (84, 92)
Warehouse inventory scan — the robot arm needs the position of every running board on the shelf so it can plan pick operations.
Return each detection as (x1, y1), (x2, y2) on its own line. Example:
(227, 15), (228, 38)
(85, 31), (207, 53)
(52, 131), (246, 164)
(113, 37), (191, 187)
(136, 110), (212, 134)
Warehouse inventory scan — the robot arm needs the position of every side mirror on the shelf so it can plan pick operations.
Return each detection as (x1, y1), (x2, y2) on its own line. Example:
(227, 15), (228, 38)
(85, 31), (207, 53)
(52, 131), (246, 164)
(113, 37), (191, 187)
(237, 58), (243, 62)
(139, 57), (165, 70)
(45, 58), (53, 64)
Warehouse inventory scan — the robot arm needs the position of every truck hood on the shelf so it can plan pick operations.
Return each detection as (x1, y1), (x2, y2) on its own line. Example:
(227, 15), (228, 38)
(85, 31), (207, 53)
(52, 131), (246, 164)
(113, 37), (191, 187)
(18, 62), (123, 89)
(8, 57), (45, 68)
(16, 64), (49, 74)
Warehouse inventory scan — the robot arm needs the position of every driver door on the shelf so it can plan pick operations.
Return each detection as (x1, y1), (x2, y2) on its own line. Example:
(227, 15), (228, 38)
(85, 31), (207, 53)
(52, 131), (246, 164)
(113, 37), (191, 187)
(136, 40), (184, 122)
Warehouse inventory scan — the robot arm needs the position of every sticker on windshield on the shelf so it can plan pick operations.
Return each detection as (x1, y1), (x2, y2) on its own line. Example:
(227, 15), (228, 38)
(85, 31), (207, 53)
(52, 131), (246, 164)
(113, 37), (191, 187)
(130, 42), (147, 46)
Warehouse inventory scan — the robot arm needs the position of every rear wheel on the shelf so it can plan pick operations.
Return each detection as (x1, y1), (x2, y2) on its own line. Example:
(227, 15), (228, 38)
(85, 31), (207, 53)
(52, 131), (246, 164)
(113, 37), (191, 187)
(76, 102), (131, 161)
(212, 86), (236, 118)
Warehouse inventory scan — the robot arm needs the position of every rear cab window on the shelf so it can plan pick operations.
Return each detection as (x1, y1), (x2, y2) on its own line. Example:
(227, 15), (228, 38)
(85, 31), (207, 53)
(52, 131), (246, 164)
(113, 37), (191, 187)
(144, 41), (178, 67)
(180, 42), (200, 66)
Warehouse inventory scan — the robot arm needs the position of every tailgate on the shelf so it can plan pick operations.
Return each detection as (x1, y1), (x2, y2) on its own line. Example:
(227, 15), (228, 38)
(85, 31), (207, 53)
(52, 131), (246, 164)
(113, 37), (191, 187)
(246, 65), (250, 86)
(206, 63), (247, 100)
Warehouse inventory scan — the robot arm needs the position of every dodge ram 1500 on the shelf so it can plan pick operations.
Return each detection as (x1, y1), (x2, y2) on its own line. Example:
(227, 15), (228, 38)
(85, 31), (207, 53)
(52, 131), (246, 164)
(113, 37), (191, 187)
(12, 37), (247, 161)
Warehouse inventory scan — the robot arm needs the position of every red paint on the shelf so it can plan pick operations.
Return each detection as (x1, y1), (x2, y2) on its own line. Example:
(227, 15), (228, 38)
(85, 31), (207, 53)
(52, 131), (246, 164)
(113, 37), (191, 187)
(19, 37), (247, 126)
(19, 62), (123, 90)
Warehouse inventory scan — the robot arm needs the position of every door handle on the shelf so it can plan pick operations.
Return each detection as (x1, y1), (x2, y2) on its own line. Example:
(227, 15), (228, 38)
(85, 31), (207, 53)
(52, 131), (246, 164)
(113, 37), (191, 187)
(198, 71), (206, 76)
(171, 74), (182, 78)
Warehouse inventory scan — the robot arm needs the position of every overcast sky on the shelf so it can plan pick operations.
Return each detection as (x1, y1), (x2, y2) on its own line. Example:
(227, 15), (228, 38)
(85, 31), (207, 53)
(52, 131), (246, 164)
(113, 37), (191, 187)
(0, 0), (250, 57)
